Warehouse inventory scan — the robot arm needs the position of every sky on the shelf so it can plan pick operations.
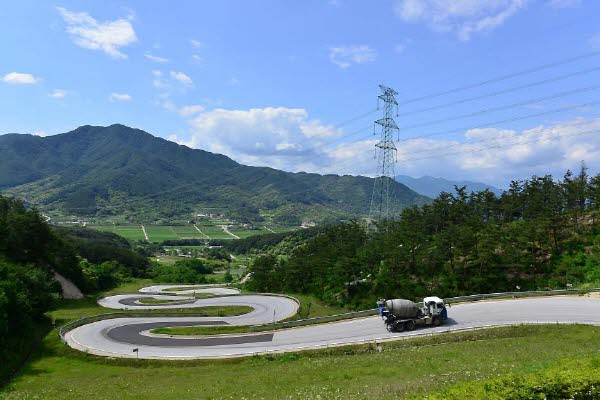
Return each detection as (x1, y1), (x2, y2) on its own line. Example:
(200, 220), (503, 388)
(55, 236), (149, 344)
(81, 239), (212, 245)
(1, 0), (600, 188)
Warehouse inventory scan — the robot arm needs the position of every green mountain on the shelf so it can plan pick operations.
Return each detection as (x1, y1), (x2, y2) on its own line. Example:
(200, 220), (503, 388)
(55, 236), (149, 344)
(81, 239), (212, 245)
(395, 174), (503, 198)
(0, 124), (428, 223)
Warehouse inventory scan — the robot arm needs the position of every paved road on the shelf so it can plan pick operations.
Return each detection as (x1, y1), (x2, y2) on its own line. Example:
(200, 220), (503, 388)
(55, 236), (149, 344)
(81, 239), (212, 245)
(65, 291), (600, 360)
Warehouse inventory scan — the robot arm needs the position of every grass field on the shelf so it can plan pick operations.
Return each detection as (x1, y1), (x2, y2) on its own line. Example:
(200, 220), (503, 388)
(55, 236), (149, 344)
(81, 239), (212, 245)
(91, 225), (146, 241)
(198, 225), (233, 240)
(2, 325), (599, 399)
(232, 227), (272, 238)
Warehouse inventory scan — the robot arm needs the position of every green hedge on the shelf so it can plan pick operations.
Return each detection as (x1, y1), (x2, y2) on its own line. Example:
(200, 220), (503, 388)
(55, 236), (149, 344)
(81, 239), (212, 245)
(416, 358), (600, 399)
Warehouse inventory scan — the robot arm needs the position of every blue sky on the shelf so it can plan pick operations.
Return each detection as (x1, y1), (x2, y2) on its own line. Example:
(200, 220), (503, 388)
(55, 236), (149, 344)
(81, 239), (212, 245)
(1, 0), (600, 187)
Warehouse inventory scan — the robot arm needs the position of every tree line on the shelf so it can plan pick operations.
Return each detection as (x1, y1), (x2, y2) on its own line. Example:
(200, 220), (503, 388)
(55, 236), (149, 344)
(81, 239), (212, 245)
(247, 166), (600, 308)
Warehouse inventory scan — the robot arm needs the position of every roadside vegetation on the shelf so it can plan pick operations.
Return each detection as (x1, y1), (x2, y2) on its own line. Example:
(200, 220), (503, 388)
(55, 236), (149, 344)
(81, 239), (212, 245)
(248, 166), (600, 309)
(2, 325), (599, 399)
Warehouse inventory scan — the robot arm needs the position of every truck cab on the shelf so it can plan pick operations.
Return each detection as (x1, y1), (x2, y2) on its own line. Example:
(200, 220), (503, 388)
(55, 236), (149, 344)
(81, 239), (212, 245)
(423, 296), (447, 322)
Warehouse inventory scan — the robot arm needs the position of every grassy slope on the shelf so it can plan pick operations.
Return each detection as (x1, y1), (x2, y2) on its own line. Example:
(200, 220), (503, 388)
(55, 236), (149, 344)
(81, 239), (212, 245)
(1, 325), (599, 399)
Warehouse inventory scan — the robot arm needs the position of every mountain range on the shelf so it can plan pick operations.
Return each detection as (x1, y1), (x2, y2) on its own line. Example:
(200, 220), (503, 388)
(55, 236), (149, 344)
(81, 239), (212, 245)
(0, 124), (429, 224)
(395, 174), (503, 199)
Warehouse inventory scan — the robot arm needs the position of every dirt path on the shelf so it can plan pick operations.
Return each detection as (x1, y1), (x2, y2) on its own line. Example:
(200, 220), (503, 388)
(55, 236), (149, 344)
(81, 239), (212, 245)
(54, 271), (84, 299)
(193, 224), (211, 239)
(141, 225), (149, 241)
(264, 226), (276, 233)
(221, 225), (240, 239)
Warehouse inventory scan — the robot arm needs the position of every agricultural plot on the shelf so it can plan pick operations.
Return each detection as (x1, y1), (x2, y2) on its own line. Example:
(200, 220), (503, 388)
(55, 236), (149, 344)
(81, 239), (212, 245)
(144, 226), (178, 242)
(89, 223), (297, 242)
(89, 225), (146, 241)
(231, 227), (272, 238)
(199, 225), (234, 240)
(170, 225), (207, 239)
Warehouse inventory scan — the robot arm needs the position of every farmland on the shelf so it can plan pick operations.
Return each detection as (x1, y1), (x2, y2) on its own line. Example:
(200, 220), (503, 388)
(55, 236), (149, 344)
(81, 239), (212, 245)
(89, 223), (296, 242)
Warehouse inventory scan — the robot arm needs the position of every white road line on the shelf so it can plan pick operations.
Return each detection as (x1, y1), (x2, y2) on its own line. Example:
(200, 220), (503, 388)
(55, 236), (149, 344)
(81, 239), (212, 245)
(141, 225), (149, 241)
(193, 224), (211, 240)
(221, 225), (240, 239)
(265, 226), (276, 233)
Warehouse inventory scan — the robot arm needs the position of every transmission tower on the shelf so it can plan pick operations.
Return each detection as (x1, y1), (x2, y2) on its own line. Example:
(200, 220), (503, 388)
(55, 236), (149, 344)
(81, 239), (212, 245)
(369, 85), (399, 220)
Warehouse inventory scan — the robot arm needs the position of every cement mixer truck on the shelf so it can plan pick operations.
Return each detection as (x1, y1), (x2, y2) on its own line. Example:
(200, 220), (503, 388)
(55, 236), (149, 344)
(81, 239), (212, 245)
(376, 296), (448, 332)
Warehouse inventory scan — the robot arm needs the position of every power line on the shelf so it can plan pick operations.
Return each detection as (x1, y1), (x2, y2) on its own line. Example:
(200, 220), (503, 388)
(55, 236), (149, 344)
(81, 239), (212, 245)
(398, 128), (599, 163)
(401, 84), (600, 131)
(397, 50), (600, 106)
(398, 99), (600, 143)
(397, 65), (600, 117)
(397, 117), (600, 158)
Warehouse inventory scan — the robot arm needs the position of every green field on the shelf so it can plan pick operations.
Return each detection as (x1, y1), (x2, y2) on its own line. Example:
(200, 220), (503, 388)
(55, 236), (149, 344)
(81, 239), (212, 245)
(90, 225), (146, 241)
(3, 325), (599, 399)
(88, 223), (297, 242)
(232, 227), (272, 238)
(199, 225), (234, 240)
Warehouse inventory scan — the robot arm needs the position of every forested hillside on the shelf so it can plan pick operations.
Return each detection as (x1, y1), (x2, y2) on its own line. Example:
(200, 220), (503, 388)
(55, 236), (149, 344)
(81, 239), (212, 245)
(0, 124), (428, 223)
(248, 167), (600, 308)
(0, 195), (151, 381)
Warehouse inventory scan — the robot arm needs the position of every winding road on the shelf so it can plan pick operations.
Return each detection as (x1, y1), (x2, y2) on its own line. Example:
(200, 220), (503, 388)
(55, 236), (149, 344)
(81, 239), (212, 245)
(64, 285), (600, 360)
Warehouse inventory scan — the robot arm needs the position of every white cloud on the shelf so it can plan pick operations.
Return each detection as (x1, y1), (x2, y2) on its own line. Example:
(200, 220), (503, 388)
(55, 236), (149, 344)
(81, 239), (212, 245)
(170, 70), (193, 85)
(329, 45), (377, 69)
(394, 0), (526, 41)
(172, 107), (342, 170)
(33, 130), (48, 137)
(178, 104), (205, 116)
(227, 77), (239, 86)
(190, 39), (203, 48)
(192, 54), (204, 63)
(163, 105), (599, 186)
(109, 92), (132, 102)
(2, 72), (40, 85)
(144, 53), (169, 63)
(49, 89), (67, 99)
(57, 7), (137, 58)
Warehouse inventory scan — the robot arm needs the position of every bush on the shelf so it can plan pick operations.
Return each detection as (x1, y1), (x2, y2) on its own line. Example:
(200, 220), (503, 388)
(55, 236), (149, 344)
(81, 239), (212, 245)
(416, 358), (600, 400)
(148, 259), (215, 283)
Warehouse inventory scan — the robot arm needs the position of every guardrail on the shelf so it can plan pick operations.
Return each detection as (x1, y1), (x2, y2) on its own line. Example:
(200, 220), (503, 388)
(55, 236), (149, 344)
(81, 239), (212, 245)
(444, 287), (600, 303)
(249, 309), (379, 331)
(57, 311), (241, 342)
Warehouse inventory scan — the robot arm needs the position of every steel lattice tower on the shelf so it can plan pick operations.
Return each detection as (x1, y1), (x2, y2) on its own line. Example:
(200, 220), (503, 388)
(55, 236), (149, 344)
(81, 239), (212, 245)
(369, 85), (399, 220)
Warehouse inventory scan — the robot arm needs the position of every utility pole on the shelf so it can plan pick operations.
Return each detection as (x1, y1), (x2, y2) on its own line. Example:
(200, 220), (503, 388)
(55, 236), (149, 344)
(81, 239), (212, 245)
(369, 84), (399, 220)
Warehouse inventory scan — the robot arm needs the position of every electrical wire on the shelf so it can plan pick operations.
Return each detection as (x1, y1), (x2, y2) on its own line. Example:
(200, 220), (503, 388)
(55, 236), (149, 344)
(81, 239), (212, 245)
(397, 50), (600, 105)
(397, 99), (600, 143)
(396, 65), (600, 117)
(401, 84), (600, 131)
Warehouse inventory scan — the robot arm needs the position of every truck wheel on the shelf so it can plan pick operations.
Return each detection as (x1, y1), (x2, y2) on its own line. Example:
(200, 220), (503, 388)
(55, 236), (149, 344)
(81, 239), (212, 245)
(405, 320), (416, 331)
(394, 321), (405, 332)
(432, 317), (441, 327)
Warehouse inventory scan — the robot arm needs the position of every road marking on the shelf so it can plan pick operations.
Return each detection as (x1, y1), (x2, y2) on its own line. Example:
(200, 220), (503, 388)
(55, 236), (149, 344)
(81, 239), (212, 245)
(141, 225), (149, 241)
(193, 224), (211, 240)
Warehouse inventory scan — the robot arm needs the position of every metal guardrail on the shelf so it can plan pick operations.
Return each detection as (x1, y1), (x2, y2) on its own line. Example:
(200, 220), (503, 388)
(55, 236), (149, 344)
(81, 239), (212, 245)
(249, 309), (379, 331)
(57, 310), (243, 342)
(444, 287), (600, 303)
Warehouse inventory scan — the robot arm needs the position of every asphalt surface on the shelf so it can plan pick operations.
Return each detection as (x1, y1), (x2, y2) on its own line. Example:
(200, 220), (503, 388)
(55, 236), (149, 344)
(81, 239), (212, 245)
(65, 289), (600, 360)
